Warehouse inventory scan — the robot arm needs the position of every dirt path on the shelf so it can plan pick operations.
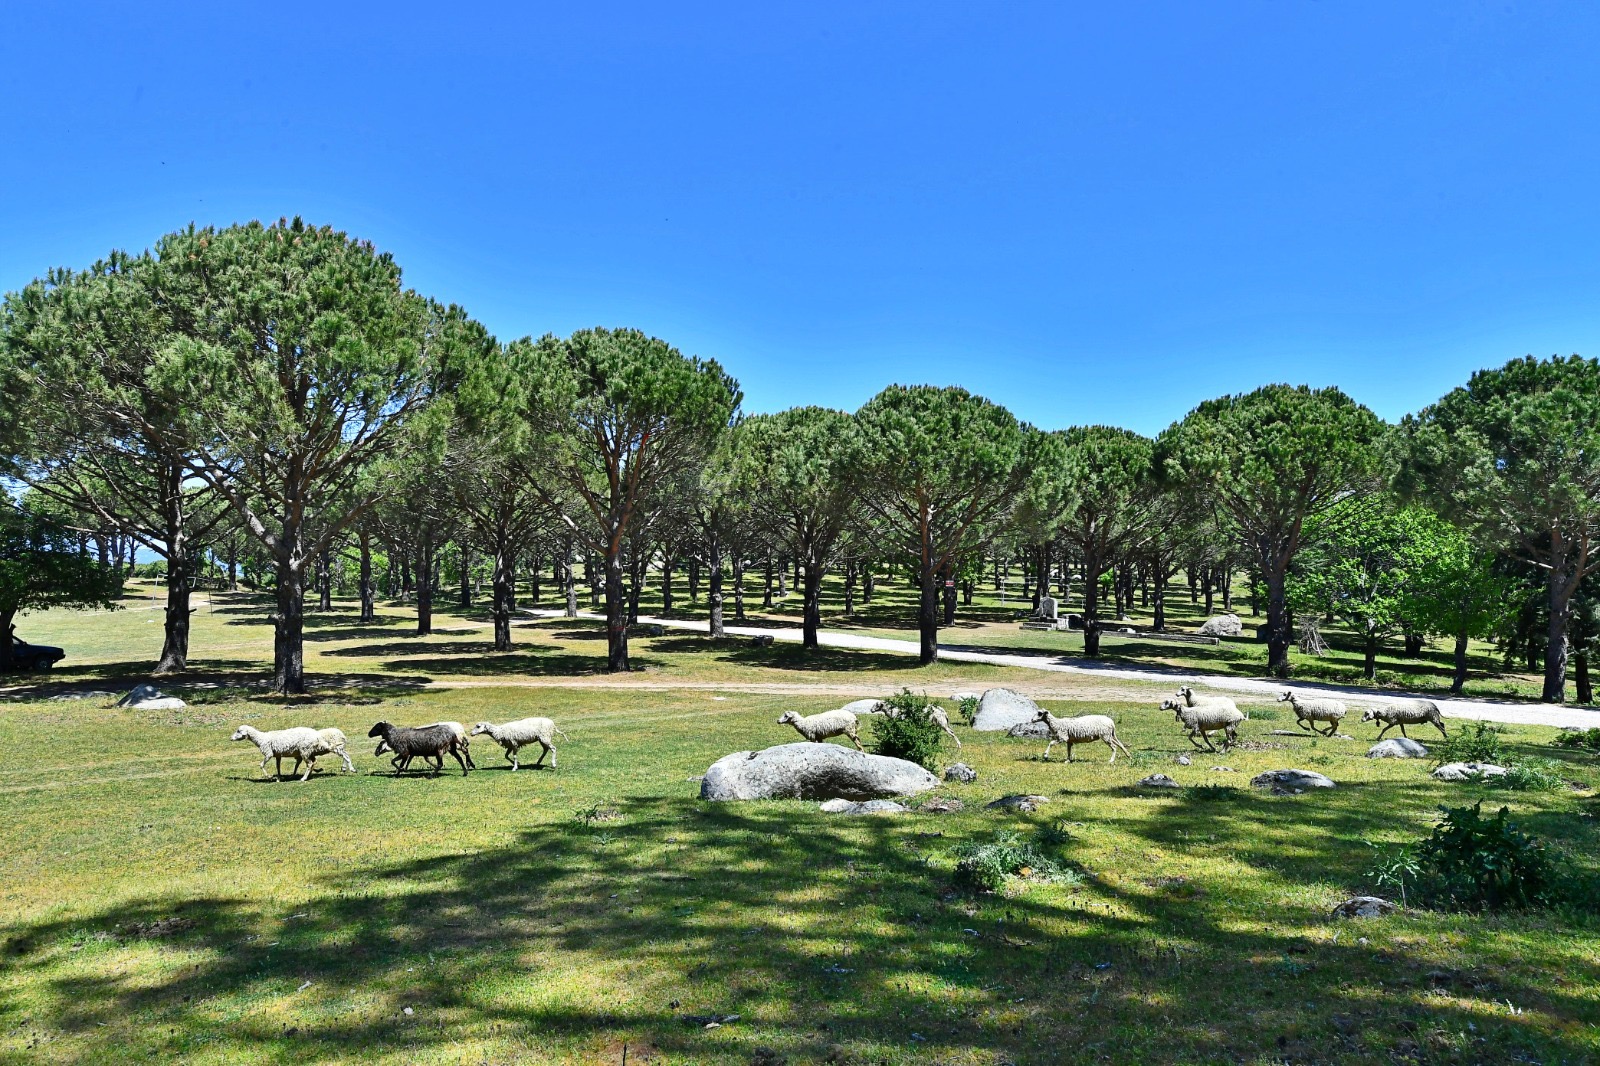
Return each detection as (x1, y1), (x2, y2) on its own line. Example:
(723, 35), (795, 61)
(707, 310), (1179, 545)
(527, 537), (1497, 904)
(521, 609), (1600, 729)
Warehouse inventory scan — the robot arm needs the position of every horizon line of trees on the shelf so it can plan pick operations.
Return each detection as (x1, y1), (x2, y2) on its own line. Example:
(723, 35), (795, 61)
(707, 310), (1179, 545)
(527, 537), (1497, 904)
(4, 218), (1599, 703)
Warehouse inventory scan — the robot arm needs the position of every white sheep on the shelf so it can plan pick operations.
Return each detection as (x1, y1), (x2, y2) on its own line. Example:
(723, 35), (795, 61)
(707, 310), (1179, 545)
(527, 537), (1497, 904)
(372, 721), (474, 768)
(1032, 709), (1131, 763)
(231, 724), (326, 781)
(776, 709), (862, 750)
(470, 718), (569, 771)
(1175, 686), (1244, 717)
(1278, 690), (1347, 737)
(313, 728), (356, 773)
(1361, 698), (1449, 740)
(1161, 698), (1245, 753)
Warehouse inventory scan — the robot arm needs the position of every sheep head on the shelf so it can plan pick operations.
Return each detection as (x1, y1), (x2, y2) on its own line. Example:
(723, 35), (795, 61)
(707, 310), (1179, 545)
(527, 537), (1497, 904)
(1278, 690), (1294, 702)
(229, 725), (254, 742)
(1160, 698), (1183, 715)
(470, 722), (494, 736)
(1032, 708), (1053, 722)
(1360, 708), (1378, 722)
(367, 722), (390, 739)
(776, 711), (801, 725)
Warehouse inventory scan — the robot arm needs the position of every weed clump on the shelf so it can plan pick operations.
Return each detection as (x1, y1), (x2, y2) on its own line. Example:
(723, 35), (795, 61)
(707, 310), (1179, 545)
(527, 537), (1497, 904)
(1368, 801), (1566, 912)
(869, 689), (949, 769)
(953, 831), (1063, 893)
(1554, 727), (1600, 754)
(1433, 720), (1507, 767)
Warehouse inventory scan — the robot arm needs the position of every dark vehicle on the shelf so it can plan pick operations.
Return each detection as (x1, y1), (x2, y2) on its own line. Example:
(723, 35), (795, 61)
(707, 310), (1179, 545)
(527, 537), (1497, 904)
(5, 637), (65, 672)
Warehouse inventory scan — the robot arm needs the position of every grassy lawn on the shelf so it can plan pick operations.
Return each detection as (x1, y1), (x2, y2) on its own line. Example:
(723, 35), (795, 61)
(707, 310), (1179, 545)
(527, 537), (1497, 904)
(3, 585), (1599, 1063)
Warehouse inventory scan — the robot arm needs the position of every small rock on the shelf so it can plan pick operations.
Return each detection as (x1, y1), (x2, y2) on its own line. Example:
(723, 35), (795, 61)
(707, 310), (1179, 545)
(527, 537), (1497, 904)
(1198, 613), (1244, 637)
(818, 798), (907, 815)
(116, 684), (186, 711)
(986, 793), (1050, 812)
(402, 1006), (414, 1016)
(1174, 755), (1191, 765)
(943, 763), (978, 783)
(1138, 773), (1182, 789)
(1367, 738), (1429, 759)
(1433, 762), (1508, 781)
(1332, 896), (1397, 919)
(749, 634), (775, 648)
(1209, 766), (1235, 773)
(917, 796), (964, 813)
(1250, 769), (1336, 794)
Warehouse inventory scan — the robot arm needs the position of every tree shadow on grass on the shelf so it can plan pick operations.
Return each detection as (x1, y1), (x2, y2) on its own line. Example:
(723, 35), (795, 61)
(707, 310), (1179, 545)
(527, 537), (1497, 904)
(650, 636), (930, 673)
(3, 797), (1596, 1063)
(379, 652), (662, 678)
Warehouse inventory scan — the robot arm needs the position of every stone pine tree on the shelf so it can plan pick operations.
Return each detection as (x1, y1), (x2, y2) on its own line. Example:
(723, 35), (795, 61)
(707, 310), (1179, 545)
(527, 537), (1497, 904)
(521, 328), (740, 672)
(1404, 515), (1514, 694)
(1010, 428), (1074, 614)
(1052, 426), (1162, 656)
(0, 249), (228, 673)
(1403, 354), (1600, 702)
(734, 407), (862, 650)
(1155, 384), (1385, 677)
(0, 497), (123, 670)
(149, 219), (451, 695)
(854, 385), (1026, 665)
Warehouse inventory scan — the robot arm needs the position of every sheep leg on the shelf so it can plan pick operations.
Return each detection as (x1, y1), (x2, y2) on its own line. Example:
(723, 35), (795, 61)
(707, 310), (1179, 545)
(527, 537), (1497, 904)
(274, 755), (285, 780)
(1296, 717), (1314, 732)
(1398, 723), (1409, 739)
(1043, 739), (1056, 761)
(942, 723), (962, 748)
(530, 741), (552, 769)
(506, 743), (519, 771)
(338, 748), (355, 773)
(1321, 721), (1339, 737)
(449, 748), (468, 776)
(1065, 740), (1075, 763)
(299, 755), (314, 782)
(259, 753), (271, 777)
(1106, 735), (1130, 764)
(847, 728), (863, 752)
(1186, 730), (1209, 751)
(461, 741), (476, 770)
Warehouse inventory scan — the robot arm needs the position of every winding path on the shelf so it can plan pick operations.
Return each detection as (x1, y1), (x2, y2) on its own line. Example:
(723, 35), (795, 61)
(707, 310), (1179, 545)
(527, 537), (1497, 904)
(522, 608), (1600, 730)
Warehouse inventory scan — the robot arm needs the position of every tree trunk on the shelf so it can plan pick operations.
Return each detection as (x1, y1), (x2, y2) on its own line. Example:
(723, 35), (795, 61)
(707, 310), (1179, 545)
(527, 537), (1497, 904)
(1220, 568), (1233, 612)
(492, 546), (513, 651)
(155, 549), (193, 675)
(459, 546), (472, 608)
(1576, 650), (1593, 705)
(416, 540), (434, 636)
(1363, 633), (1378, 681)
(1403, 631), (1424, 658)
(708, 532), (725, 638)
(688, 557), (700, 601)
(1083, 560), (1103, 657)
(1543, 549), (1576, 703)
(802, 561), (824, 649)
(1151, 565), (1167, 631)
(359, 533), (375, 623)
(1264, 559), (1291, 678)
(529, 552), (540, 604)
(941, 564), (957, 626)
(605, 550), (630, 672)
(661, 559), (674, 614)
(962, 579), (973, 606)
(1451, 632), (1469, 695)
(844, 560), (857, 614)
(763, 557), (774, 607)
(0, 609), (15, 671)
(733, 554), (747, 621)
(778, 560), (787, 598)
(273, 558), (306, 695)
(918, 568), (939, 665)
(1203, 566), (1215, 617)
(564, 536), (578, 619)
(862, 565), (874, 603)
(318, 549), (332, 611)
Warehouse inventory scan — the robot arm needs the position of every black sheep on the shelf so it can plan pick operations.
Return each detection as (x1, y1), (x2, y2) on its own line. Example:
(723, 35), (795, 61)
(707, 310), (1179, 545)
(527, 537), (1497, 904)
(367, 721), (469, 777)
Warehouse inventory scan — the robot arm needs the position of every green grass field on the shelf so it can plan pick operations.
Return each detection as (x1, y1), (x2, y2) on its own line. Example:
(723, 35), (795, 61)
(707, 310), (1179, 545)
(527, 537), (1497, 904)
(3, 585), (1599, 1064)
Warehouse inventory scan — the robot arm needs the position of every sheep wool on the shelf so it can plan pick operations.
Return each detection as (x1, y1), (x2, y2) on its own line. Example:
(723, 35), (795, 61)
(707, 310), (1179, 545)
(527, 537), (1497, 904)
(1032, 710), (1131, 764)
(1279, 690), (1347, 737)
(368, 722), (470, 777)
(1175, 686), (1244, 718)
(1162, 698), (1245, 753)
(470, 718), (568, 771)
(776, 709), (863, 750)
(1361, 699), (1449, 740)
(313, 728), (357, 773)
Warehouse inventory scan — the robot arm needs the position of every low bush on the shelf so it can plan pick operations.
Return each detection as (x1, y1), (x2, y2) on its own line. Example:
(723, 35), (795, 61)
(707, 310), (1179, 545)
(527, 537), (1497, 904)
(953, 831), (1063, 893)
(1433, 720), (1508, 767)
(1371, 802), (1564, 912)
(1554, 727), (1600, 754)
(1491, 758), (1568, 793)
(955, 694), (980, 726)
(868, 689), (948, 769)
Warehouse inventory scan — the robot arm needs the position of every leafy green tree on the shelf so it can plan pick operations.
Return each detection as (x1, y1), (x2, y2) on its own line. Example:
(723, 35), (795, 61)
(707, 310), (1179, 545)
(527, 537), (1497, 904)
(1053, 426), (1162, 656)
(1156, 384), (1386, 677)
(521, 328), (740, 672)
(1010, 428), (1074, 612)
(854, 385), (1025, 664)
(1406, 518), (1516, 694)
(149, 219), (451, 694)
(0, 249), (229, 673)
(0, 498), (123, 669)
(1403, 355), (1600, 702)
(733, 407), (862, 649)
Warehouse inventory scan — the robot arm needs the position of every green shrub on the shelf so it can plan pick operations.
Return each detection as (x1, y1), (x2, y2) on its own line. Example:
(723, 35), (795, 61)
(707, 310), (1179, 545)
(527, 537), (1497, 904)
(1433, 720), (1507, 768)
(955, 695), (980, 726)
(1554, 727), (1600, 754)
(1492, 758), (1568, 793)
(868, 689), (948, 769)
(953, 831), (1061, 893)
(1412, 802), (1562, 911)
(1250, 707), (1281, 721)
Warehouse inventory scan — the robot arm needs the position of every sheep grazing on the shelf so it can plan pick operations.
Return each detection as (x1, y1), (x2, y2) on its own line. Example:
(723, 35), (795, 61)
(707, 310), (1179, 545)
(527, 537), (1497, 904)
(1279, 690), (1347, 737)
(373, 721), (474, 768)
(1361, 698), (1449, 740)
(231, 724), (327, 782)
(470, 718), (568, 771)
(776, 709), (863, 750)
(869, 700), (962, 749)
(367, 721), (469, 777)
(1161, 697), (1245, 753)
(1032, 709), (1131, 764)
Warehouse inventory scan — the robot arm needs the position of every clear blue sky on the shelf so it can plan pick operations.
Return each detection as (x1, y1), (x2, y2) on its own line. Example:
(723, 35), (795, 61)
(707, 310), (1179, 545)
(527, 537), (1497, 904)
(5, 2), (1599, 435)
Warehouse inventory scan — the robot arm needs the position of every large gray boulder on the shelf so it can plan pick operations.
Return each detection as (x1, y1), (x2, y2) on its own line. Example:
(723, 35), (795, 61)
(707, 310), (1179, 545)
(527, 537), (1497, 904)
(1198, 614), (1244, 637)
(700, 743), (939, 802)
(1432, 762), (1507, 782)
(971, 688), (1046, 735)
(839, 698), (887, 716)
(116, 684), (186, 711)
(1367, 738), (1429, 759)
